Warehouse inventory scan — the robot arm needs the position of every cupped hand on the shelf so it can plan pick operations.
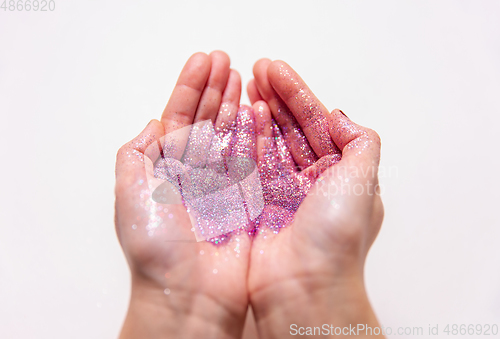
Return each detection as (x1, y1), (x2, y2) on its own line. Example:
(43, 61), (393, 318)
(115, 51), (252, 339)
(247, 59), (384, 337)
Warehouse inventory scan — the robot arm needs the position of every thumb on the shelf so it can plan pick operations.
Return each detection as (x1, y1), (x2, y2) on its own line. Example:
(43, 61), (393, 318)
(326, 109), (381, 183)
(115, 119), (165, 180)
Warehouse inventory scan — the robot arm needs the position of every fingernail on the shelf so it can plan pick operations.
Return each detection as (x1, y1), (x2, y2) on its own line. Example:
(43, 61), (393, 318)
(338, 109), (349, 119)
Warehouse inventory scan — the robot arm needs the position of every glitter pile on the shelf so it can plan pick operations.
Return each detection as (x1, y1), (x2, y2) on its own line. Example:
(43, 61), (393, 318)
(144, 104), (340, 241)
(144, 107), (264, 241)
(254, 121), (313, 233)
(250, 104), (341, 235)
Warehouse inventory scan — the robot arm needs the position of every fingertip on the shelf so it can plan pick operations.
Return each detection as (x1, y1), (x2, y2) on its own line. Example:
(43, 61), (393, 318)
(267, 59), (302, 95)
(189, 51), (210, 61)
(253, 59), (275, 102)
(209, 50), (231, 69)
(228, 68), (241, 85)
(253, 58), (272, 77)
(179, 52), (211, 88)
(267, 60), (290, 80)
(327, 110), (382, 165)
(252, 99), (268, 110)
(146, 119), (164, 135)
(210, 49), (230, 62)
(187, 52), (211, 71)
(252, 100), (270, 119)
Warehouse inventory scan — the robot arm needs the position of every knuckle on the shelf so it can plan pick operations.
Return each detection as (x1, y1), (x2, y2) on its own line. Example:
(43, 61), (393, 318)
(362, 128), (381, 147)
(116, 145), (126, 160)
(116, 143), (132, 162)
(368, 129), (381, 144)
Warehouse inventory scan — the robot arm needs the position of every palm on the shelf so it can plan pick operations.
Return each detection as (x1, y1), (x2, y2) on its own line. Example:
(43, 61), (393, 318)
(247, 59), (383, 308)
(247, 121), (338, 298)
(249, 155), (379, 294)
(116, 166), (251, 312)
(115, 51), (251, 322)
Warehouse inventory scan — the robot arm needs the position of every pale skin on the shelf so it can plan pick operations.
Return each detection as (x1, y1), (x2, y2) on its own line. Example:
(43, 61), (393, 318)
(115, 52), (384, 338)
(247, 59), (384, 338)
(115, 51), (251, 339)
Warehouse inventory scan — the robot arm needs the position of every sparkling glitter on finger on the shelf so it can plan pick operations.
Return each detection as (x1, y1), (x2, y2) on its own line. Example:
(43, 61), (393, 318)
(254, 110), (342, 235)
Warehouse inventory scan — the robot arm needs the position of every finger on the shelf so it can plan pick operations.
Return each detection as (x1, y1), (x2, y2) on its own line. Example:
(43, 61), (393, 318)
(267, 60), (341, 157)
(115, 119), (165, 180)
(272, 121), (298, 173)
(252, 100), (273, 166)
(215, 69), (241, 132)
(300, 153), (342, 181)
(229, 106), (262, 223)
(254, 100), (297, 175)
(327, 109), (381, 177)
(161, 52), (211, 132)
(183, 52), (231, 166)
(227, 106), (256, 203)
(194, 50), (231, 123)
(230, 106), (257, 161)
(247, 79), (263, 104)
(180, 119), (215, 168)
(182, 54), (233, 166)
(307, 111), (381, 215)
(253, 58), (317, 168)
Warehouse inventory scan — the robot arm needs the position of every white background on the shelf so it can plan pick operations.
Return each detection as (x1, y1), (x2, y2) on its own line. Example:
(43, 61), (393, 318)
(1, 1), (499, 338)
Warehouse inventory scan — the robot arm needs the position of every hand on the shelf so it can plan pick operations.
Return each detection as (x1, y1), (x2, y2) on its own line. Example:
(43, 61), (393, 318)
(115, 51), (251, 339)
(247, 59), (384, 338)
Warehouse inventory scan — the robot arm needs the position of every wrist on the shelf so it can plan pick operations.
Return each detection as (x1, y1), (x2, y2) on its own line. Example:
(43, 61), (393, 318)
(120, 275), (245, 339)
(251, 276), (382, 338)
